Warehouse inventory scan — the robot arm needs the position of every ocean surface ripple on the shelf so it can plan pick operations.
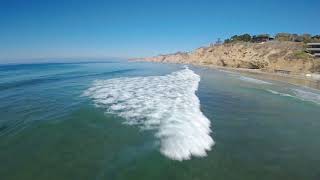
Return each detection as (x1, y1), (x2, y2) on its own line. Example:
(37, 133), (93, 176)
(84, 67), (214, 161)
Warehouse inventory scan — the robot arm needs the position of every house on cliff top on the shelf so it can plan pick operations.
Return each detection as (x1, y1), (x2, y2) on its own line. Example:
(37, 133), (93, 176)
(252, 35), (274, 43)
(307, 43), (320, 57)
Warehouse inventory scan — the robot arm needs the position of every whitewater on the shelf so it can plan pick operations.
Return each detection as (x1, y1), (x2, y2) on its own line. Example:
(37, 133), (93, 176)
(84, 67), (214, 161)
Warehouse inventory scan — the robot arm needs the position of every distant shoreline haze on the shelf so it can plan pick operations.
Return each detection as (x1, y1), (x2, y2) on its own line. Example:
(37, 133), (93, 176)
(0, 57), (129, 65)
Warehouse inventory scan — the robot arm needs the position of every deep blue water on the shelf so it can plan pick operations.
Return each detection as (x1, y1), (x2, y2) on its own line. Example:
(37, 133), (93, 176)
(0, 60), (319, 180)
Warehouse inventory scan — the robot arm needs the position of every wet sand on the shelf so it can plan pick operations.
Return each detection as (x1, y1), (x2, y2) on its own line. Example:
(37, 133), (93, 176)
(195, 64), (320, 90)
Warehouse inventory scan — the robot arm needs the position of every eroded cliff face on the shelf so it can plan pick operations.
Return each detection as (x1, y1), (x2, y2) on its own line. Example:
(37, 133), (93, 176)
(143, 41), (320, 74)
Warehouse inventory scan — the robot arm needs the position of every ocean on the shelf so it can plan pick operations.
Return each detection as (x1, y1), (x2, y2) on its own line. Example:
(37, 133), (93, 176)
(0, 60), (319, 180)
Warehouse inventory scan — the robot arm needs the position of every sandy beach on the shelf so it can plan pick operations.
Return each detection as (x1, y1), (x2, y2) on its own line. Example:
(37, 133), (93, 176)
(199, 64), (320, 90)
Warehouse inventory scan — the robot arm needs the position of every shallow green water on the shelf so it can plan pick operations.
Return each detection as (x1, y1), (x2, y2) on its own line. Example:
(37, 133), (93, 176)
(0, 61), (319, 180)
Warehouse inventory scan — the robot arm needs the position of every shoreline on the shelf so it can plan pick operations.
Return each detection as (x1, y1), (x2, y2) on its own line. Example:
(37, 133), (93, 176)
(133, 59), (320, 90)
(197, 64), (320, 90)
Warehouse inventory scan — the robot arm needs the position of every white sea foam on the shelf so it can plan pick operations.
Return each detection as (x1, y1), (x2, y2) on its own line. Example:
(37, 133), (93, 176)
(218, 69), (240, 75)
(292, 89), (320, 105)
(267, 89), (294, 97)
(239, 76), (272, 84)
(83, 68), (214, 161)
(267, 88), (320, 105)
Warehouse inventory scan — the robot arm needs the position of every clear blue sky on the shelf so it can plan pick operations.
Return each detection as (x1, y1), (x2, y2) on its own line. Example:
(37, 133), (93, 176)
(0, 0), (319, 62)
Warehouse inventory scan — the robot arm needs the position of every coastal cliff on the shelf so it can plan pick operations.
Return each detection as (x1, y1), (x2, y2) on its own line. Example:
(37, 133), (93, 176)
(141, 41), (320, 74)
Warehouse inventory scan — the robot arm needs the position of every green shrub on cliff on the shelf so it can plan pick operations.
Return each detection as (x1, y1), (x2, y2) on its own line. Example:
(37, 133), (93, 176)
(300, 34), (312, 43)
(224, 34), (252, 43)
(293, 51), (310, 59)
(224, 33), (320, 44)
(275, 33), (291, 41)
(275, 33), (315, 43)
(224, 38), (231, 43)
(311, 35), (320, 42)
(235, 34), (252, 42)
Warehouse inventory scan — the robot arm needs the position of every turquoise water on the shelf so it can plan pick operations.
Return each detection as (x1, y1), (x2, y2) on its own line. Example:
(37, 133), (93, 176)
(0, 60), (319, 180)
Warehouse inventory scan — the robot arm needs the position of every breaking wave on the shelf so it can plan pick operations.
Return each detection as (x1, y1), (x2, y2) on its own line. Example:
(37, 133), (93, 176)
(239, 76), (272, 84)
(267, 89), (294, 97)
(83, 68), (214, 161)
(292, 89), (320, 105)
(267, 89), (320, 105)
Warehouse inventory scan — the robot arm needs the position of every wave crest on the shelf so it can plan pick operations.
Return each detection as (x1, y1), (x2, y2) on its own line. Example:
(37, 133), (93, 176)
(267, 89), (293, 97)
(292, 89), (320, 105)
(84, 68), (214, 161)
(239, 76), (272, 84)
